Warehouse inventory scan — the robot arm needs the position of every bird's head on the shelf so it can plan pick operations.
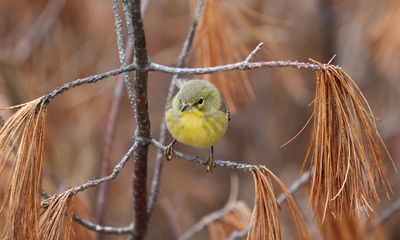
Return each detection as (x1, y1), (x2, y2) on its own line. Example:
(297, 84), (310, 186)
(175, 80), (220, 113)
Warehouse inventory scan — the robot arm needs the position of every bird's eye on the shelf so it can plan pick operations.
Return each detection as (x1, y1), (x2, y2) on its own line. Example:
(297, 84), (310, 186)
(197, 98), (204, 105)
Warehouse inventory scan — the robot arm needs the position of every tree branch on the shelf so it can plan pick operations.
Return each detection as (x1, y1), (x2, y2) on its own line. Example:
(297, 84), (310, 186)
(41, 64), (136, 104)
(73, 214), (134, 235)
(148, 58), (324, 76)
(244, 42), (264, 62)
(112, 0), (136, 113)
(40, 51), (331, 106)
(94, 79), (124, 234)
(124, 0), (151, 239)
(151, 139), (258, 171)
(50, 141), (138, 196)
(148, 0), (207, 221)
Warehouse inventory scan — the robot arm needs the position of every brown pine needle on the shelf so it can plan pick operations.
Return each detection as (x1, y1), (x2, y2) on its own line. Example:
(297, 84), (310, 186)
(39, 190), (76, 240)
(248, 167), (310, 240)
(280, 113), (313, 148)
(318, 211), (386, 240)
(0, 98), (47, 239)
(305, 60), (396, 220)
(191, 0), (259, 113)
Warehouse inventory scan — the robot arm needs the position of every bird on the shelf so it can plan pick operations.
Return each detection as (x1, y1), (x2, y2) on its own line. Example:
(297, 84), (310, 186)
(165, 79), (230, 172)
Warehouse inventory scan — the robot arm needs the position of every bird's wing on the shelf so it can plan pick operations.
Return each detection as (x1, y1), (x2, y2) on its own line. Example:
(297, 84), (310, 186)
(219, 97), (230, 121)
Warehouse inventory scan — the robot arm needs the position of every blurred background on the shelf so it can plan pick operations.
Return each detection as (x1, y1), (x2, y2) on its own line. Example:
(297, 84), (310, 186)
(0, 0), (399, 239)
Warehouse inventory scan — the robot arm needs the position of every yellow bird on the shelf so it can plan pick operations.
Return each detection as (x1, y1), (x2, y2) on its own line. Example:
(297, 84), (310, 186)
(165, 79), (230, 172)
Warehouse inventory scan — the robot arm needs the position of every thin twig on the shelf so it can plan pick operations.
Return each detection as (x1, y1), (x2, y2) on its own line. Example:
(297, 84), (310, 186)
(112, 0), (136, 113)
(148, 59), (325, 75)
(244, 42), (264, 62)
(73, 214), (134, 234)
(42, 142), (138, 234)
(228, 229), (248, 240)
(41, 64), (136, 104)
(124, 0), (151, 239)
(277, 171), (310, 204)
(39, 51), (333, 106)
(94, 79), (124, 232)
(151, 139), (258, 171)
(62, 142), (138, 195)
(148, 0), (207, 221)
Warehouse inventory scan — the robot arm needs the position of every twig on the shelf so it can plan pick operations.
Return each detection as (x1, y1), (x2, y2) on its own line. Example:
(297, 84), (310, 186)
(112, 0), (136, 113)
(148, 0), (207, 221)
(73, 214), (134, 234)
(378, 197), (400, 224)
(94, 79), (124, 232)
(124, 0), (151, 239)
(41, 64), (136, 104)
(151, 139), (259, 171)
(244, 42), (264, 62)
(38, 48), (337, 109)
(65, 141), (138, 195)
(228, 229), (248, 240)
(148, 59), (325, 75)
(277, 171), (310, 204)
(40, 142), (137, 235)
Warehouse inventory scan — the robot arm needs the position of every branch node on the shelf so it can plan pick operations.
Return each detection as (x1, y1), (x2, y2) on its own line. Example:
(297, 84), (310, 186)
(135, 136), (152, 146)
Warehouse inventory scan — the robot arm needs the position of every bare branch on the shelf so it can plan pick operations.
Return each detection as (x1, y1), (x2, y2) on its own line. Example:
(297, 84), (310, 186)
(149, 60), (325, 76)
(94, 79), (124, 231)
(277, 171), (310, 204)
(66, 141), (138, 195)
(41, 64), (136, 104)
(148, 0), (207, 221)
(228, 229), (248, 240)
(39, 49), (332, 106)
(96, 0), (150, 234)
(244, 42), (264, 63)
(151, 139), (258, 171)
(112, 0), (136, 113)
(73, 214), (134, 235)
(123, 0), (151, 239)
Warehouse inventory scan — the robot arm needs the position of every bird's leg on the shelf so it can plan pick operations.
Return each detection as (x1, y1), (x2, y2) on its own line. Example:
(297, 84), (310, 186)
(165, 139), (177, 161)
(206, 146), (215, 172)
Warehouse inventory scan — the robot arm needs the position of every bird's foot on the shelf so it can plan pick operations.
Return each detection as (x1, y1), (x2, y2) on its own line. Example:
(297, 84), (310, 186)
(205, 156), (215, 172)
(165, 143), (175, 161)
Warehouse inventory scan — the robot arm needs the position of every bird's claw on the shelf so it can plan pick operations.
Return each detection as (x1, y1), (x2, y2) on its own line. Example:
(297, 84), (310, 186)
(205, 156), (215, 172)
(165, 144), (174, 161)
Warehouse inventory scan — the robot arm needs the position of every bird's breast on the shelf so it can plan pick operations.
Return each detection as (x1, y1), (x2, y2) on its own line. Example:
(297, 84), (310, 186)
(165, 109), (228, 148)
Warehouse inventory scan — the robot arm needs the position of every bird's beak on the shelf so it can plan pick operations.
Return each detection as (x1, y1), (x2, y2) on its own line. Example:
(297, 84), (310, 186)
(180, 102), (190, 112)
